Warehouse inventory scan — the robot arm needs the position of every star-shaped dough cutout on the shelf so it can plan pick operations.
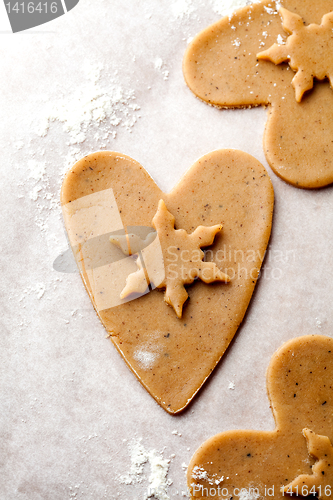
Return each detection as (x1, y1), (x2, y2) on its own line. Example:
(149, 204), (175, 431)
(116, 199), (230, 318)
(282, 428), (333, 500)
(257, 7), (333, 102)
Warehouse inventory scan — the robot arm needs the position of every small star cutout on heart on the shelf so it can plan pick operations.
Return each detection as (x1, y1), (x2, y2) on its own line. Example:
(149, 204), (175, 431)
(117, 199), (230, 318)
(257, 7), (333, 102)
(283, 428), (333, 500)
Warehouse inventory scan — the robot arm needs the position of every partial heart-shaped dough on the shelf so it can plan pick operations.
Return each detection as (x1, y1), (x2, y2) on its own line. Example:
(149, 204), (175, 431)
(187, 335), (333, 499)
(61, 150), (273, 413)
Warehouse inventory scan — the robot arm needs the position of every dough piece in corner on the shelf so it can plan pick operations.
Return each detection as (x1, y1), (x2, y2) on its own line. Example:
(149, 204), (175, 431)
(187, 335), (333, 498)
(61, 149), (273, 414)
(183, 0), (333, 188)
(283, 428), (333, 500)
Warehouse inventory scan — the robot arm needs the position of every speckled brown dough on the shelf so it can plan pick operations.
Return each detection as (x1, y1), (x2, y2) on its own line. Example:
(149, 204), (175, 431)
(61, 150), (273, 414)
(187, 335), (333, 499)
(183, 0), (333, 189)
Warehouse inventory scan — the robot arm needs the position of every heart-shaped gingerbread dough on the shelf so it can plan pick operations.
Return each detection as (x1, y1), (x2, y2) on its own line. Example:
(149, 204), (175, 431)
(61, 150), (273, 413)
(187, 335), (333, 499)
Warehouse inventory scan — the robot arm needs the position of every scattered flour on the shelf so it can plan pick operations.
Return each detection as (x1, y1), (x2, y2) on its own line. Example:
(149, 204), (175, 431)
(37, 61), (140, 143)
(148, 452), (172, 500)
(30, 184), (42, 202)
(264, 4), (279, 15)
(277, 34), (285, 44)
(134, 333), (163, 370)
(228, 381), (235, 390)
(36, 61), (141, 171)
(169, 0), (258, 20)
(18, 283), (46, 302)
(26, 159), (51, 205)
(118, 438), (172, 500)
(134, 349), (158, 370)
(27, 159), (46, 182)
(154, 57), (164, 71)
(171, 430), (182, 436)
(119, 439), (148, 484)
(154, 58), (170, 80)
(171, 0), (195, 19)
(212, 0), (253, 17)
(238, 487), (261, 500)
(192, 466), (224, 485)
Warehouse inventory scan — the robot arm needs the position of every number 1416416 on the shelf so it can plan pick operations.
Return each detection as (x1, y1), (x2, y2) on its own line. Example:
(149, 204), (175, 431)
(282, 485), (331, 497)
(5, 2), (58, 14)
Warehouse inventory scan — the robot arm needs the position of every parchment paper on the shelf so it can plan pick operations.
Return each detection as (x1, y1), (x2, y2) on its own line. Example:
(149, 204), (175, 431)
(1, 1), (332, 498)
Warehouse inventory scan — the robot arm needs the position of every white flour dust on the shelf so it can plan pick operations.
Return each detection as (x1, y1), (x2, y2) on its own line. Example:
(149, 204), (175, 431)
(134, 349), (158, 370)
(212, 0), (253, 17)
(171, 0), (196, 19)
(238, 487), (261, 500)
(36, 61), (141, 170)
(154, 57), (170, 80)
(118, 438), (173, 500)
(191, 465), (225, 486)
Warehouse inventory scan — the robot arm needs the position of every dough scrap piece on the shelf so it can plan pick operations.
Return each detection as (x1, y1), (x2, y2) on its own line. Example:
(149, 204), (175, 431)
(257, 8), (333, 102)
(183, 0), (333, 188)
(110, 231), (156, 256)
(120, 254), (149, 300)
(187, 335), (333, 498)
(119, 199), (230, 318)
(61, 149), (273, 414)
(283, 428), (333, 500)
